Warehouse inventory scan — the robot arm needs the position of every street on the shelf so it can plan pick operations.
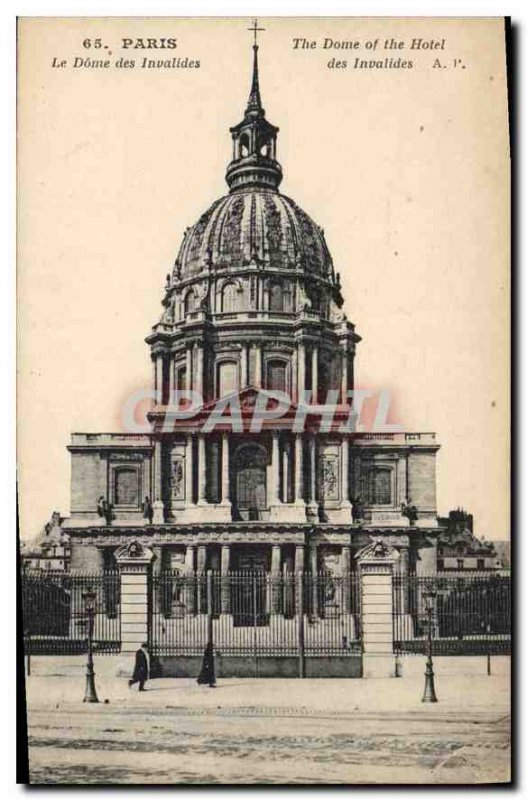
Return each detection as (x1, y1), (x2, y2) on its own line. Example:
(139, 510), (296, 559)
(24, 656), (511, 785)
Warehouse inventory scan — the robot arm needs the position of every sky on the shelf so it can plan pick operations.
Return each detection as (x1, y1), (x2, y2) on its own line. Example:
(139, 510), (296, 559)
(17, 17), (509, 541)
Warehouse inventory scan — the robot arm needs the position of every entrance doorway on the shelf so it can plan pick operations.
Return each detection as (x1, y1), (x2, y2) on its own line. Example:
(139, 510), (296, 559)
(234, 443), (268, 520)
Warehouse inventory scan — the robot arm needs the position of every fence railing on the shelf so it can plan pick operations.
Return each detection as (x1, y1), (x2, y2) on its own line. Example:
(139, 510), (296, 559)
(392, 573), (511, 655)
(149, 571), (362, 659)
(20, 569), (511, 660)
(21, 571), (121, 654)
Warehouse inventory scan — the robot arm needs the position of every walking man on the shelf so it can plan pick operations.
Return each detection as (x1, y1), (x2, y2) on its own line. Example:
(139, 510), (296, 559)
(129, 642), (150, 691)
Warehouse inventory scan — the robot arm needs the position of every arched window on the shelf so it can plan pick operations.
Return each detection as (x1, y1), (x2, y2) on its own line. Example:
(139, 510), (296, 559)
(235, 444), (268, 512)
(184, 289), (197, 315)
(269, 281), (284, 312)
(114, 468), (139, 506)
(367, 468), (392, 506)
(176, 366), (187, 392)
(240, 133), (250, 158)
(217, 360), (239, 397)
(266, 359), (288, 393)
(221, 282), (239, 313)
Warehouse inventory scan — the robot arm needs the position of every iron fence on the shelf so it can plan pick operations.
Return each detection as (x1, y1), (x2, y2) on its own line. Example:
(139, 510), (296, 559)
(21, 571), (121, 654)
(149, 571), (362, 660)
(393, 573), (511, 655)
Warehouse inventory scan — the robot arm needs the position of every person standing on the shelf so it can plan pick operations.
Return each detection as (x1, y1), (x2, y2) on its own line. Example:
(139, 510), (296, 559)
(129, 642), (150, 691)
(197, 641), (216, 688)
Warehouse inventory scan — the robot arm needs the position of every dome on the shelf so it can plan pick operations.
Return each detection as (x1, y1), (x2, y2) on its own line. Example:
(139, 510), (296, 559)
(174, 188), (335, 281)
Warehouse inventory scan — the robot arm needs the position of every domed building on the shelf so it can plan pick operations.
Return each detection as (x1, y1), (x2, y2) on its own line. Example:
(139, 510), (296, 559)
(65, 39), (440, 593)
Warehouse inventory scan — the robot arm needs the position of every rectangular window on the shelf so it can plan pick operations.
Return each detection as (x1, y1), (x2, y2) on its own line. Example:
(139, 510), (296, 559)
(437, 559), (444, 571)
(218, 361), (238, 397)
(114, 467), (140, 506)
(477, 558), (485, 570)
(266, 360), (287, 393)
(457, 558), (464, 570)
(367, 468), (392, 505)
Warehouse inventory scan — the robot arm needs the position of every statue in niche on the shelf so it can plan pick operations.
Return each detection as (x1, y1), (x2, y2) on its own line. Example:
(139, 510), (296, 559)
(172, 461), (184, 500)
(320, 458), (338, 500)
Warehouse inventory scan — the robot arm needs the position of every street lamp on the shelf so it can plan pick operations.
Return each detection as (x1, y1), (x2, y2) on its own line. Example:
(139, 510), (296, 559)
(81, 589), (99, 703)
(422, 586), (438, 703)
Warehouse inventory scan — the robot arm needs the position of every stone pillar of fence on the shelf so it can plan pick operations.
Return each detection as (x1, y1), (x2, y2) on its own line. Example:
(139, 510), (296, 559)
(114, 541), (154, 654)
(357, 541), (400, 678)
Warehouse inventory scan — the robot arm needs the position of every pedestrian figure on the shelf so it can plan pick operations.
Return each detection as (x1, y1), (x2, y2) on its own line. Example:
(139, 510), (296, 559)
(197, 642), (216, 687)
(129, 642), (150, 691)
(142, 496), (154, 525)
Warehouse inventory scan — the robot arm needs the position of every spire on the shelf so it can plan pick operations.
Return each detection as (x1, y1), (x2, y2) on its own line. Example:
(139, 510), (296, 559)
(246, 43), (263, 115)
(225, 21), (282, 192)
(245, 19), (265, 116)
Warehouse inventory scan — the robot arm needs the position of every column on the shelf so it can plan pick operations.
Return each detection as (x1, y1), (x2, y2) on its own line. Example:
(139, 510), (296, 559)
(168, 356), (175, 405)
(151, 357), (157, 409)
(281, 443), (289, 503)
(312, 346), (319, 403)
(341, 435), (351, 508)
(308, 436), (317, 511)
(294, 434), (305, 505)
(184, 545), (196, 614)
(309, 542), (318, 617)
(221, 545), (231, 614)
(398, 547), (409, 614)
(184, 545), (195, 572)
(197, 434), (207, 504)
(240, 346), (248, 388)
(156, 354), (164, 404)
(197, 545), (207, 572)
(341, 545), (351, 614)
(292, 348), (298, 402)
(115, 543), (154, 655)
(185, 434), (194, 506)
(186, 347), (192, 392)
(153, 440), (164, 523)
(196, 545), (207, 612)
(268, 432), (280, 506)
(397, 456), (408, 510)
(271, 545), (282, 612)
(294, 545), (305, 573)
(221, 433), (231, 506)
(195, 345), (204, 400)
(294, 545), (305, 619)
(341, 349), (348, 403)
(254, 346), (262, 388)
(297, 342), (306, 399)
(358, 544), (400, 678)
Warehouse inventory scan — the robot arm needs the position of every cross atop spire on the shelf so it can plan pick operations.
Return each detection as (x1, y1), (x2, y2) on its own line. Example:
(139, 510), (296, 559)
(248, 18), (265, 47)
(246, 19), (265, 115)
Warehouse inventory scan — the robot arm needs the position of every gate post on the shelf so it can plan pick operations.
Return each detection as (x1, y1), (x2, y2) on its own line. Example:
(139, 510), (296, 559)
(114, 541), (154, 654)
(357, 541), (400, 678)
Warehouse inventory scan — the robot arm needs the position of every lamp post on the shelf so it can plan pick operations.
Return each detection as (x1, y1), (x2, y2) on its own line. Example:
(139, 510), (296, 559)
(82, 589), (99, 703)
(422, 586), (438, 703)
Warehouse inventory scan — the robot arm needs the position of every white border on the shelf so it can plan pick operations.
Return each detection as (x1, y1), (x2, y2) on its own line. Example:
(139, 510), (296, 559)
(3, 2), (521, 796)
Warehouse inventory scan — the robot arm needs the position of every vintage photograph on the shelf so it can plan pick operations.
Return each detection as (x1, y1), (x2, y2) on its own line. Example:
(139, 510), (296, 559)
(17, 16), (510, 784)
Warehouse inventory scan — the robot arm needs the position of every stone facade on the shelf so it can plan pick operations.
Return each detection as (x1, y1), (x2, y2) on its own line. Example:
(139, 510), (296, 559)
(63, 41), (441, 579)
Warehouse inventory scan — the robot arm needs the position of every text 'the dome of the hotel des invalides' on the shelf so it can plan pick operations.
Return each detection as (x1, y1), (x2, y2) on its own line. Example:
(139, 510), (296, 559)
(65, 37), (440, 580)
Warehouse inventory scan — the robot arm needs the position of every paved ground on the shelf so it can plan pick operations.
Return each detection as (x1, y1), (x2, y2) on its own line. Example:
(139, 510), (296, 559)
(24, 656), (511, 785)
